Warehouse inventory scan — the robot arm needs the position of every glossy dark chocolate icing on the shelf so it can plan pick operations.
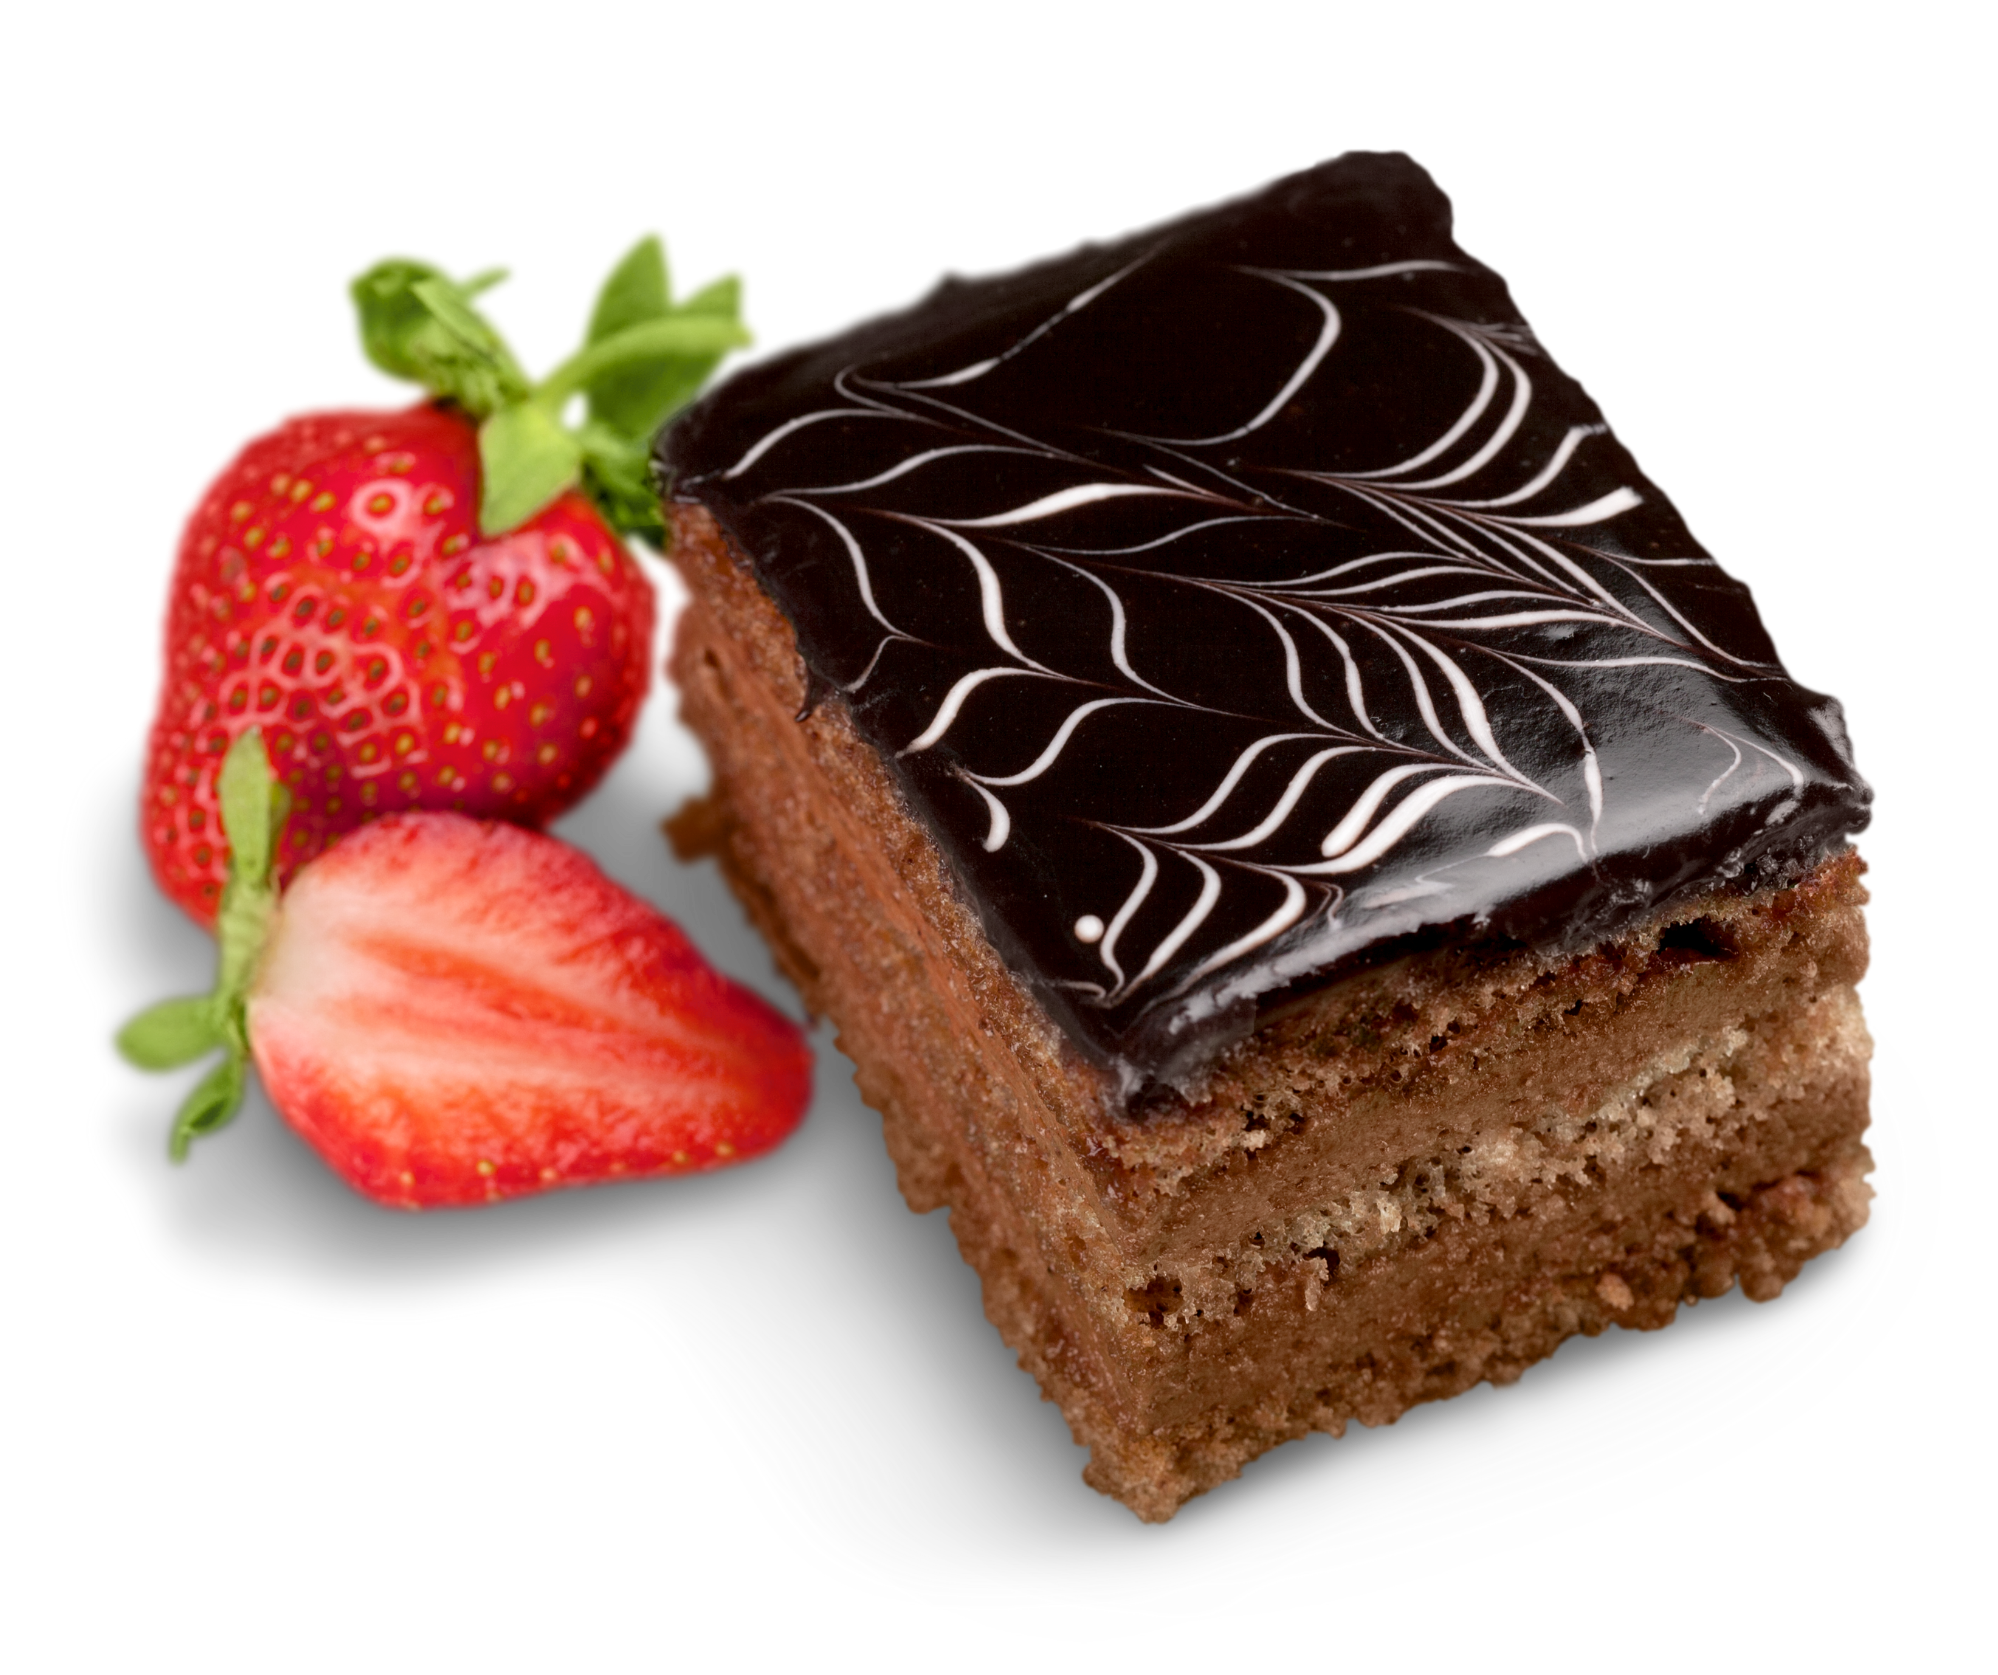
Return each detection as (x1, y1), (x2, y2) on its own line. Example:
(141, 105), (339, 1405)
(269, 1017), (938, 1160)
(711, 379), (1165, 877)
(662, 154), (1871, 1098)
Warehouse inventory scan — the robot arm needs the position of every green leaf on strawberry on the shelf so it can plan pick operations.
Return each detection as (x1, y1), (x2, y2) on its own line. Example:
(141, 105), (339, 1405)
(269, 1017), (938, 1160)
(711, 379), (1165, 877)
(115, 995), (226, 1069)
(350, 238), (748, 543)
(119, 729), (289, 1158)
(351, 261), (529, 419)
(477, 401), (584, 536)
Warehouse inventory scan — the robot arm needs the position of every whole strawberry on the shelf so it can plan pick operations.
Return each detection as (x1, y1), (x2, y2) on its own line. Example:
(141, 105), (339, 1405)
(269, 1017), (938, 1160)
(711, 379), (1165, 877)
(143, 240), (749, 922)
(143, 406), (650, 920)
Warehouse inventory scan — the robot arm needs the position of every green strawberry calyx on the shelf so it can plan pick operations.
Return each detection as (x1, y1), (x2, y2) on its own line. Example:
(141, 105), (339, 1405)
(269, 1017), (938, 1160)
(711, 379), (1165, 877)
(349, 237), (750, 542)
(117, 731), (289, 1159)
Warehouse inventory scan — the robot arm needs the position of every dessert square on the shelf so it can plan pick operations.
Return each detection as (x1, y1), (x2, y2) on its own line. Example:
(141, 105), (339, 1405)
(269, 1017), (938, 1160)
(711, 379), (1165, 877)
(658, 154), (1873, 1519)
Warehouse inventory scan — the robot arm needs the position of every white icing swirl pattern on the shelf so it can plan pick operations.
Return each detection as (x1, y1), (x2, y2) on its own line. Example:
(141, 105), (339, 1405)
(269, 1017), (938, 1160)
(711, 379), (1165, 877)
(667, 156), (1868, 1085)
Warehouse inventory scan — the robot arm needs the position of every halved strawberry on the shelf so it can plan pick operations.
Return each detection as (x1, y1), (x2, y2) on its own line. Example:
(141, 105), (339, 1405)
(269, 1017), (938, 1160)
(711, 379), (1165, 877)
(253, 813), (809, 1205)
(120, 732), (812, 1205)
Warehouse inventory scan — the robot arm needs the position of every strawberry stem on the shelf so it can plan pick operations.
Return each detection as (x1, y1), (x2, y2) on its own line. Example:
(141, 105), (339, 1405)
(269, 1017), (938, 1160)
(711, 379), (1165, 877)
(350, 239), (749, 542)
(117, 730), (288, 1160)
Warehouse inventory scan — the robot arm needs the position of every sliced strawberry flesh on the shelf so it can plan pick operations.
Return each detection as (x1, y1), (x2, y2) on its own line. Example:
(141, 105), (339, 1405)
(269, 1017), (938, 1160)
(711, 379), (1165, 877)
(248, 814), (811, 1208)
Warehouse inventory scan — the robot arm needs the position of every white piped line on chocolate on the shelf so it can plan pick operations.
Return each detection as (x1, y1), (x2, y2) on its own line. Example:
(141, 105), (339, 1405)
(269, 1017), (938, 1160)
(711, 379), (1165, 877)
(1187, 748), (1368, 852)
(1123, 271), (1343, 447)
(935, 483), (1196, 528)
(723, 256), (1788, 1010)
(1443, 425), (1606, 508)
(967, 698), (1142, 787)
(895, 248), (1161, 390)
(1127, 732), (1336, 837)
(961, 777), (1012, 852)
(1486, 822), (1589, 860)
(722, 407), (927, 480)
(903, 667), (1048, 755)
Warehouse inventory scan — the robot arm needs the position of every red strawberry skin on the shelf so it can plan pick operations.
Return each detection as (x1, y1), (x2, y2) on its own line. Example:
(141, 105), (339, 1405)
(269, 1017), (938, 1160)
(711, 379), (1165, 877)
(143, 404), (655, 925)
(246, 814), (813, 1208)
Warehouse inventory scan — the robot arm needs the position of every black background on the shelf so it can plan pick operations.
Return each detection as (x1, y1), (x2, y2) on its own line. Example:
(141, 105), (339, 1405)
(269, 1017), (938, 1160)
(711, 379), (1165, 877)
(50, 94), (1950, 1615)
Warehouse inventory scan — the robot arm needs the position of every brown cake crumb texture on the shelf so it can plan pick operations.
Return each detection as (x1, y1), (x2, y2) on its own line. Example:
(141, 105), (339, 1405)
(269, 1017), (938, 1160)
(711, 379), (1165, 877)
(666, 508), (1874, 1522)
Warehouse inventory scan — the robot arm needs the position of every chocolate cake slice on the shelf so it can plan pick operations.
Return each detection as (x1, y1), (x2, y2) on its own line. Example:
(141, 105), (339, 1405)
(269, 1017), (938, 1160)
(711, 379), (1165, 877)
(657, 154), (1874, 1520)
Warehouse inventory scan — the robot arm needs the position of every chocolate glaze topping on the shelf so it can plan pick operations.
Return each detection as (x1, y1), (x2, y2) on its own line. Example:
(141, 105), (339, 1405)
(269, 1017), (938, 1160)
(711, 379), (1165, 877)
(662, 154), (1871, 1100)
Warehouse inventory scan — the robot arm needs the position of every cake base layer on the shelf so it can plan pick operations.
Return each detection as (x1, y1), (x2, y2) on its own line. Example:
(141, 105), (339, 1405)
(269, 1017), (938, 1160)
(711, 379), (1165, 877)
(902, 1004), (1869, 1519)
(666, 508), (1873, 1521)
